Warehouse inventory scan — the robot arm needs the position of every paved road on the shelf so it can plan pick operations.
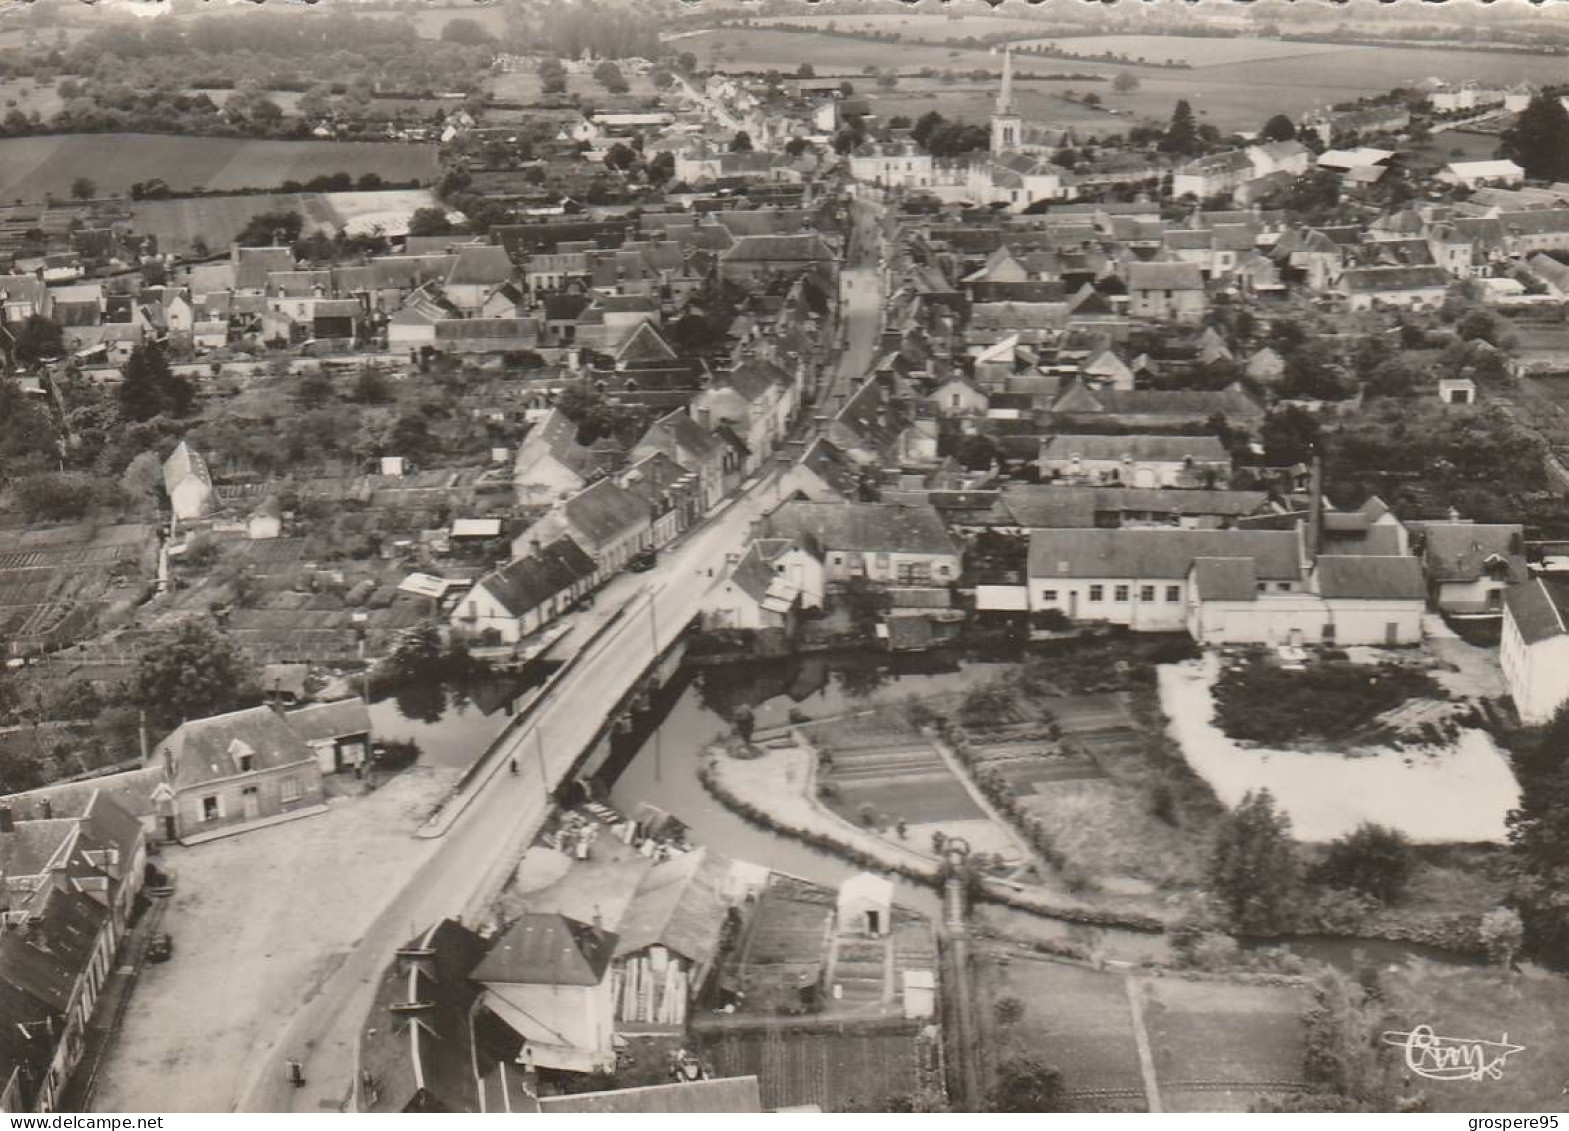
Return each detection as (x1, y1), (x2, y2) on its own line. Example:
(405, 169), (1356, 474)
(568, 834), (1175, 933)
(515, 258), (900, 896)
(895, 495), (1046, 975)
(232, 201), (888, 1113)
(235, 472), (790, 1113)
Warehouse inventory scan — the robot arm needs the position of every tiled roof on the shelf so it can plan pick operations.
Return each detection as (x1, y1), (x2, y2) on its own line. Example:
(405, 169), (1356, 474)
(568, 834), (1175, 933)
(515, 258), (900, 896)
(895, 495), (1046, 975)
(1191, 556), (1259, 601)
(538, 1078), (763, 1113)
(1028, 528), (1301, 581)
(561, 479), (651, 550)
(1506, 577), (1569, 645)
(1126, 261), (1204, 291)
(721, 234), (833, 263)
(283, 698), (373, 743)
(1314, 555), (1426, 600)
(1340, 266), (1450, 293)
(612, 846), (732, 967)
(472, 913), (616, 987)
(1413, 521), (1526, 583)
(154, 706), (316, 791)
(764, 501), (958, 558)
(474, 537), (596, 617)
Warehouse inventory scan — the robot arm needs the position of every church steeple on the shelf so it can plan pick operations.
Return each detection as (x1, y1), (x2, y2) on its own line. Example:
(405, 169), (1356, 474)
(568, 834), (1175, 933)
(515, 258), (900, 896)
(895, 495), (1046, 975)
(990, 47), (1022, 155)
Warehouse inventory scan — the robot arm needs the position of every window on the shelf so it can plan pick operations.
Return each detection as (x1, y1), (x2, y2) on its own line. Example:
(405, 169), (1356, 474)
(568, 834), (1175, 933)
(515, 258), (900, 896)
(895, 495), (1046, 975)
(1040, 589), (1058, 603)
(1088, 585), (1104, 603)
(280, 776), (302, 804)
(1114, 585), (1130, 603)
(935, 564), (950, 579)
(1322, 623), (1337, 644)
(1277, 582), (1292, 592)
(238, 753), (255, 773)
(1165, 585), (1181, 603)
(1140, 585), (1155, 602)
(201, 796), (220, 823)
(1256, 582), (1268, 592)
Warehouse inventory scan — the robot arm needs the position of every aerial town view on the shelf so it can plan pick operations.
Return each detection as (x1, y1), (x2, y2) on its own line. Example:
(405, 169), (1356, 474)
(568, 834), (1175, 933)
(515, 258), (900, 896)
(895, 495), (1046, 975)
(3, 0), (1569, 1117)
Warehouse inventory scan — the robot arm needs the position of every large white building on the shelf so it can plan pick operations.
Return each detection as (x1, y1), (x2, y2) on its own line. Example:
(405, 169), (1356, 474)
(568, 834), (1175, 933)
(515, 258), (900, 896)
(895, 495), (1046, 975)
(1501, 577), (1569, 725)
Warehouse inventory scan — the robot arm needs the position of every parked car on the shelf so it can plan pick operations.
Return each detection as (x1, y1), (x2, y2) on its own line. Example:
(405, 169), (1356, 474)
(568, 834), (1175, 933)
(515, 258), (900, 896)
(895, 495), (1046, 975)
(147, 933), (173, 963)
(629, 549), (658, 572)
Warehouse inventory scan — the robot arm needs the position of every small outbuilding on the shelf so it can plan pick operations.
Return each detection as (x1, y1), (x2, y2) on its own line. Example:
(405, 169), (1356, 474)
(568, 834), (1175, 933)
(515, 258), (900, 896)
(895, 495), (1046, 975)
(836, 872), (894, 938)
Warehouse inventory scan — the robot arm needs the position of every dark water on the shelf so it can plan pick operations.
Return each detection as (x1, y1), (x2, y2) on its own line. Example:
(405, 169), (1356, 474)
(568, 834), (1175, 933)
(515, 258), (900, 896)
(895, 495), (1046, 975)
(594, 646), (1027, 921)
(367, 662), (560, 769)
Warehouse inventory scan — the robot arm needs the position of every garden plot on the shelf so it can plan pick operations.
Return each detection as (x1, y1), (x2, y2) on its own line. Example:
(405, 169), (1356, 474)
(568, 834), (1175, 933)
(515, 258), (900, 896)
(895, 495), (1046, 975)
(1160, 655), (1520, 843)
(1138, 977), (1309, 1112)
(699, 1021), (930, 1113)
(975, 948), (1147, 1105)
(807, 713), (984, 826)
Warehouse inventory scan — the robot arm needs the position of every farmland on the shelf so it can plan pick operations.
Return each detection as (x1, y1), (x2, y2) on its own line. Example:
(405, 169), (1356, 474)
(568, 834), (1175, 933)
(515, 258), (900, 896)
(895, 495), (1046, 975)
(691, 26), (1569, 133)
(129, 188), (441, 254)
(0, 135), (439, 205)
(0, 523), (157, 654)
(746, 13), (1051, 42)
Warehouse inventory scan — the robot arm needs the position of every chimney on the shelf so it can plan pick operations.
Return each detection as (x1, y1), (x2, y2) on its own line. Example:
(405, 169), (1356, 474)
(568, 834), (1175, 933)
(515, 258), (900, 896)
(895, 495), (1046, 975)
(0, 807), (13, 834)
(1307, 453), (1324, 561)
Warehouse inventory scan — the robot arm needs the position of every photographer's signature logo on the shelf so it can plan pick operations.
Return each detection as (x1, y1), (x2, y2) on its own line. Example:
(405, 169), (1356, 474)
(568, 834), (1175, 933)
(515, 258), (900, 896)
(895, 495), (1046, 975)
(1382, 1026), (1525, 1082)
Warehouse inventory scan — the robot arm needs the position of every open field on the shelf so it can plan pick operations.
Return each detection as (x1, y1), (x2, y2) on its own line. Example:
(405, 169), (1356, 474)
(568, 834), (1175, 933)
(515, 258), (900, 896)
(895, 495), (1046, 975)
(488, 70), (664, 105)
(0, 135), (438, 204)
(129, 187), (440, 253)
(696, 27), (1569, 132)
(1138, 977), (1309, 1112)
(747, 13), (1050, 42)
(1014, 34), (1352, 67)
(0, 78), (64, 121)
(1383, 960), (1569, 1114)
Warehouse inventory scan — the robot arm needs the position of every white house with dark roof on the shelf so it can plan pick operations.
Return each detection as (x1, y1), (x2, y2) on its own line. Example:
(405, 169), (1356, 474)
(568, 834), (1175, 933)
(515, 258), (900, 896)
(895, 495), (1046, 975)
(515, 479), (652, 582)
(703, 538), (824, 631)
(1124, 261), (1206, 321)
(162, 439), (214, 521)
(1408, 519), (1527, 613)
(1337, 265), (1451, 311)
(1027, 528), (1305, 631)
(473, 913), (618, 1074)
(1186, 554), (1426, 646)
(452, 536), (597, 644)
(1037, 433), (1232, 488)
(764, 501), (960, 587)
(687, 357), (797, 472)
(284, 697), (374, 775)
(1501, 577), (1569, 724)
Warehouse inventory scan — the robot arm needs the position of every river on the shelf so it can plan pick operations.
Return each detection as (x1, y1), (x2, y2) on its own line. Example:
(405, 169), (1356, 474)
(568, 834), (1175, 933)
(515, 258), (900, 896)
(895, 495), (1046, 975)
(381, 643), (1480, 971)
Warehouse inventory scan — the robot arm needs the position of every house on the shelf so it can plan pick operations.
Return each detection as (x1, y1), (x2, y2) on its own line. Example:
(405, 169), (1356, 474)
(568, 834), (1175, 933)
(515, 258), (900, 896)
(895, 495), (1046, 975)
(1186, 554), (1426, 647)
(1245, 346), (1287, 385)
(1437, 160), (1525, 190)
(718, 234), (836, 286)
(247, 496), (282, 540)
(703, 538), (824, 632)
(1124, 261), (1206, 321)
(1409, 520), (1527, 613)
(1171, 149), (1257, 201)
(619, 451), (701, 548)
(611, 847), (737, 1028)
(452, 537), (597, 645)
(0, 791), (147, 1112)
(512, 407), (611, 507)
(775, 437), (865, 504)
(688, 358), (797, 473)
(631, 409), (729, 511)
(1337, 266), (1451, 312)
(1026, 527), (1304, 631)
(473, 913), (618, 1074)
(931, 378), (989, 418)
(162, 440), (214, 522)
(1037, 433), (1232, 488)
(1501, 577), (1569, 724)
(284, 698), (374, 775)
(998, 484), (1271, 531)
(762, 501), (961, 586)
(151, 706), (328, 842)
(1047, 384), (1263, 430)
(444, 245), (516, 313)
(849, 141), (934, 190)
(517, 479), (652, 580)
(1317, 496), (1410, 557)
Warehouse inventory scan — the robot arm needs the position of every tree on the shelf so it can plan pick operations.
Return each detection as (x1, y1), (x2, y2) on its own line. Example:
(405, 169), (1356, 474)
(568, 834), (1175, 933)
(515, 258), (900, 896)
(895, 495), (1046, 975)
(1501, 93), (1569, 182)
(593, 60), (628, 95)
(538, 57), (568, 95)
(1260, 113), (1297, 142)
(677, 51), (697, 75)
(236, 210), (303, 247)
(796, 62), (816, 79)
(294, 370), (334, 410)
(440, 17), (494, 45)
(1479, 906), (1523, 969)
(729, 130), (753, 153)
(1159, 99), (1201, 156)
(131, 619), (261, 731)
(12, 314), (62, 366)
(70, 176), (95, 201)
(1211, 788), (1299, 933)
(985, 1057), (1067, 1113)
(118, 342), (192, 423)
(783, 136), (809, 157)
(1506, 704), (1569, 958)
(1312, 823), (1412, 904)
(352, 368), (392, 405)
(1112, 72), (1139, 94)
(838, 80), (855, 97)
(1300, 968), (1399, 1109)
(993, 995), (1025, 1027)
(407, 207), (454, 238)
(603, 141), (639, 172)
(119, 449), (164, 510)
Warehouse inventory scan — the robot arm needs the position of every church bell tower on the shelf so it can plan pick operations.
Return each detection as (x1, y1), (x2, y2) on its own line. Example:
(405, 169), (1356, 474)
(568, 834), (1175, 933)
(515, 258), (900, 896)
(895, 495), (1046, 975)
(990, 48), (1023, 155)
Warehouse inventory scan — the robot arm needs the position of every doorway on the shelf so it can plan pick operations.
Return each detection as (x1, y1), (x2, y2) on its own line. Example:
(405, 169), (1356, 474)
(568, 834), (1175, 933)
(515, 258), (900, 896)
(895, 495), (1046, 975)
(241, 786), (260, 821)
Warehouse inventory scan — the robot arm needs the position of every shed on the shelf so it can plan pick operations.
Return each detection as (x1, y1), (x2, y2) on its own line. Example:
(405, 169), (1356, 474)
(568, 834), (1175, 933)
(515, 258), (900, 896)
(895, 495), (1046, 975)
(836, 872), (894, 938)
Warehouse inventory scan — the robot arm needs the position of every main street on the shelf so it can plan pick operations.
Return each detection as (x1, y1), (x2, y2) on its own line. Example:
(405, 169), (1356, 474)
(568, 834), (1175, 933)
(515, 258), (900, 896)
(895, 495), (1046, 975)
(231, 209), (888, 1114)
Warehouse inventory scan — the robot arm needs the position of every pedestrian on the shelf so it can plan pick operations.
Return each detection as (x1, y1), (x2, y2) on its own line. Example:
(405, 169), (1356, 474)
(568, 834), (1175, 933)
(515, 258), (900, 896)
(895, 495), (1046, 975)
(509, 757), (519, 775)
